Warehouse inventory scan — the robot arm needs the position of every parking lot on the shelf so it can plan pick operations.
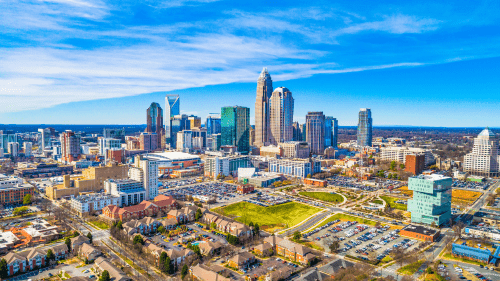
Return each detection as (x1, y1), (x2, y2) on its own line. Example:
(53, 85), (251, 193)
(6, 262), (95, 281)
(303, 220), (420, 262)
(327, 176), (404, 191)
(452, 180), (491, 190)
(160, 182), (244, 202)
(161, 178), (200, 188)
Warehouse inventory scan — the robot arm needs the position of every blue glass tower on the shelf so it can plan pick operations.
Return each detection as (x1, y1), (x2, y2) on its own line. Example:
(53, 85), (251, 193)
(357, 108), (372, 146)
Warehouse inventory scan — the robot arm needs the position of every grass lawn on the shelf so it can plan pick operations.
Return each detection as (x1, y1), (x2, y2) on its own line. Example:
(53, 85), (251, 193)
(298, 192), (344, 203)
(380, 196), (407, 211)
(89, 220), (110, 230)
(213, 202), (322, 230)
(397, 260), (424, 275)
(372, 199), (383, 205)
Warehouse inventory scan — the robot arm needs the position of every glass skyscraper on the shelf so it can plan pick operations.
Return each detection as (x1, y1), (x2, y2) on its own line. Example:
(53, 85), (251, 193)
(357, 108), (372, 147)
(165, 94), (180, 143)
(407, 174), (452, 226)
(221, 106), (250, 154)
(332, 118), (338, 148)
(206, 114), (222, 136)
(306, 112), (325, 155)
(324, 116), (333, 148)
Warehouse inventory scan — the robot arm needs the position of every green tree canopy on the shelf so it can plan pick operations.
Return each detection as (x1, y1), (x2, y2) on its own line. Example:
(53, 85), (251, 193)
(181, 264), (189, 279)
(99, 270), (110, 281)
(293, 231), (302, 241)
(195, 208), (202, 221)
(87, 232), (93, 243)
(65, 237), (72, 252)
(46, 249), (55, 260)
(133, 235), (144, 245)
(13, 206), (29, 216)
(23, 194), (32, 205)
(0, 259), (7, 279)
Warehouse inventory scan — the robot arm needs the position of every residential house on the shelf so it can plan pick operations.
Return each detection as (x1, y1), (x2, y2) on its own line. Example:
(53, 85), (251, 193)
(296, 267), (329, 281)
(153, 195), (178, 213)
(70, 236), (90, 253)
(266, 266), (293, 281)
(190, 264), (231, 281)
(123, 217), (160, 235)
(3, 252), (27, 276)
(161, 218), (178, 230)
(276, 239), (315, 265)
(102, 205), (131, 221)
(19, 248), (47, 271)
(94, 257), (131, 281)
(167, 248), (195, 266)
(122, 201), (158, 220)
(227, 252), (256, 270)
(79, 243), (101, 261)
(202, 213), (219, 225)
(198, 240), (224, 256)
(253, 243), (273, 257)
(49, 244), (69, 260)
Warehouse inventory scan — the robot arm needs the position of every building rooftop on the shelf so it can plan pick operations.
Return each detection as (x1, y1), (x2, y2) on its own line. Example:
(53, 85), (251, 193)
(401, 224), (438, 236)
(413, 174), (451, 181)
(72, 194), (118, 203)
(478, 127), (497, 138)
(144, 151), (200, 161)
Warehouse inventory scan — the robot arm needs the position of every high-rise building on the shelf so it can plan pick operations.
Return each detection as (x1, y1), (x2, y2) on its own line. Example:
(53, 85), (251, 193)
(177, 130), (193, 152)
(324, 116), (334, 148)
(60, 130), (80, 163)
(171, 114), (191, 148)
(165, 94), (180, 143)
(269, 158), (321, 178)
(269, 87), (294, 145)
(206, 114), (222, 136)
(301, 124), (307, 142)
(130, 155), (159, 200)
(1, 131), (17, 154)
(407, 174), (452, 226)
(146, 102), (165, 149)
(292, 122), (302, 141)
(332, 118), (338, 148)
(37, 128), (51, 152)
(23, 142), (32, 157)
(221, 106), (250, 154)
(279, 141), (310, 159)
(464, 128), (500, 177)
(357, 108), (372, 147)
(405, 154), (426, 175)
(204, 155), (250, 178)
(139, 133), (158, 152)
(249, 126), (255, 147)
(98, 137), (122, 156)
(188, 116), (202, 129)
(210, 134), (221, 151)
(8, 142), (19, 157)
(255, 68), (273, 147)
(103, 128), (125, 143)
(306, 112), (325, 155)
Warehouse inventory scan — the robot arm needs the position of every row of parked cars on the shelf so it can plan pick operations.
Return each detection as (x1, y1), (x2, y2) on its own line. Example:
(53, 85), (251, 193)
(303, 219), (340, 238)
(163, 182), (239, 201)
(452, 180), (491, 190)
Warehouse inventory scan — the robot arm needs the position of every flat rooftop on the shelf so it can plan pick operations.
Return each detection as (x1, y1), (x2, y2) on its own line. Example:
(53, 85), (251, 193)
(413, 174), (451, 181)
(401, 224), (439, 236)
(144, 152), (200, 161)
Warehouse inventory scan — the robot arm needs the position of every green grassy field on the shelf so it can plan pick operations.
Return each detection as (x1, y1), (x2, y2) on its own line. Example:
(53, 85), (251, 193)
(213, 202), (322, 229)
(380, 196), (407, 211)
(89, 220), (110, 230)
(372, 199), (383, 205)
(397, 260), (423, 275)
(298, 192), (344, 203)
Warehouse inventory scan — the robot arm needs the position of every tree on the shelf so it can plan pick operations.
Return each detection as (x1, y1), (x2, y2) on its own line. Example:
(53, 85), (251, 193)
(0, 259), (6, 279)
(164, 256), (172, 274)
(13, 206), (29, 216)
(306, 174), (312, 178)
(133, 235), (144, 245)
(158, 225), (165, 234)
(65, 237), (72, 252)
(390, 161), (397, 171)
(99, 270), (110, 281)
(159, 252), (169, 272)
(116, 220), (123, 230)
(431, 221), (437, 228)
(293, 231), (302, 241)
(87, 232), (93, 243)
(195, 208), (202, 221)
(329, 240), (339, 253)
(210, 222), (217, 229)
(181, 264), (189, 279)
(254, 223), (260, 237)
(23, 194), (32, 205)
(399, 163), (405, 170)
(46, 249), (55, 261)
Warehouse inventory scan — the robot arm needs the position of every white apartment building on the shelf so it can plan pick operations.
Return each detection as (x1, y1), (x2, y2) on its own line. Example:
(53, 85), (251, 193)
(463, 128), (500, 177)
(0, 174), (23, 188)
(23, 142), (32, 157)
(70, 194), (119, 215)
(204, 155), (250, 178)
(8, 142), (19, 157)
(268, 158), (321, 178)
(104, 178), (146, 207)
(379, 146), (435, 166)
(176, 130), (193, 152)
(98, 137), (121, 156)
(130, 155), (159, 200)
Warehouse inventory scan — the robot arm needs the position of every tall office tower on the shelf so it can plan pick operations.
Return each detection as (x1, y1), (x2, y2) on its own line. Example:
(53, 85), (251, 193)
(255, 68), (273, 147)
(0, 131), (17, 154)
(37, 128), (51, 152)
(171, 114), (191, 148)
(146, 102), (165, 149)
(176, 130), (193, 152)
(301, 124), (307, 142)
(98, 137), (121, 156)
(103, 128), (125, 142)
(306, 112), (325, 155)
(8, 142), (19, 157)
(188, 116), (202, 129)
(292, 122), (302, 141)
(357, 108), (372, 147)
(210, 134), (222, 151)
(131, 155), (159, 200)
(464, 128), (500, 177)
(221, 106), (250, 154)
(269, 87), (294, 145)
(191, 128), (207, 148)
(249, 126), (255, 147)
(23, 142), (32, 157)
(332, 118), (338, 148)
(407, 174), (452, 226)
(165, 94), (180, 144)
(324, 116), (334, 148)
(206, 114), (222, 136)
(60, 130), (80, 163)
(139, 133), (158, 152)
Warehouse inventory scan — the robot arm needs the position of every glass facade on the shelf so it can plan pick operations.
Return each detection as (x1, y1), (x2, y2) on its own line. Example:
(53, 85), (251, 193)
(407, 175), (452, 226)
(221, 106), (250, 154)
(357, 108), (372, 147)
(325, 116), (333, 147)
(206, 115), (222, 136)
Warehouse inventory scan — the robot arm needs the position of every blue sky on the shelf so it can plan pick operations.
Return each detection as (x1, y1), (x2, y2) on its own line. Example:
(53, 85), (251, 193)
(1, 0), (500, 126)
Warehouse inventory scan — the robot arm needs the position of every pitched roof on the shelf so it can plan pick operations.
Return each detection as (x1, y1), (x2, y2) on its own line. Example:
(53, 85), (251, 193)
(104, 205), (120, 215)
(190, 264), (231, 281)
(80, 243), (100, 256)
(161, 218), (178, 226)
(254, 243), (272, 252)
(4, 251), (25, 264)
(277, 239), (310, 255)
(229, 251), (254, 264)
(318, 258), (354, 275)
(139, 217), (156, 225)
(71, 235), (90, 245)
(50, 243), (69, 253)
(264, 235), (283, 246)
(123, 200), (157, 213)
(95, 257), (131, 281)
(297, 268), (329, 281)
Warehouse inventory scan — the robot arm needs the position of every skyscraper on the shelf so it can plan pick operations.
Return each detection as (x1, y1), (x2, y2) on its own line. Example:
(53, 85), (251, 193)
(146, 102), (165, 149)
(165, 94), (180, 144)
(255, 68), (273, 147)
(171, 114), (190, 148)
(463, 128), (500, 177)
(357, 108), (372, 147)
(103, 128), (125, 142)
(188, 115), (202, 129)
(131, 155), (159, 200)
(60, 130), (80, 163)
(332, 118), (338, 148)
(269, 87), (294, 145)
(306, 112), (325, 155)
(325, 116), (334, 148)
(206, 114), (222, 136)
(37, 128), (50, 152)
(221, 106), (250, 154)
(23, 142), (32, 157)
(292, 122), (302, 141)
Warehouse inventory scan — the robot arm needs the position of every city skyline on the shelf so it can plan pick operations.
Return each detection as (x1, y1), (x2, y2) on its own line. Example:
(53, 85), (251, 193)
(2, 1), (500, 126)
